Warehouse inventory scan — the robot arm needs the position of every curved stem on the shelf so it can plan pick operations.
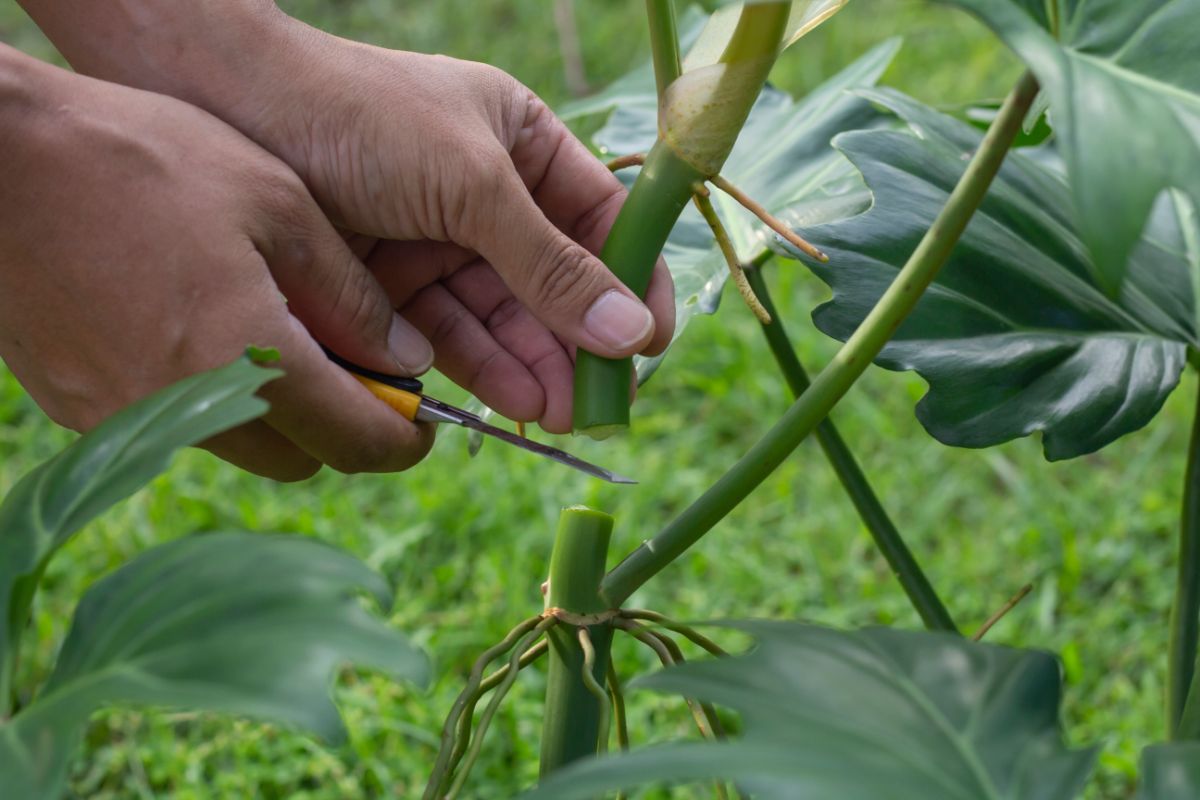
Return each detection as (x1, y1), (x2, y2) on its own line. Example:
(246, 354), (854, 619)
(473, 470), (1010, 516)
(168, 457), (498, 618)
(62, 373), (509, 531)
(972, 583), (1032, 641)
(577, 628), (611, 754)
(743, 264), (958, 634)
(1170, 384), (1200, 739)
(711, 175), (826, 261)
(694, 191), (771, 323)
(645, 0), (681, 99)
(425, 614), (545, 799)
(601, 70), (1040, 606)
(619, 609), (730, 657)
(447, 617), (557, 799)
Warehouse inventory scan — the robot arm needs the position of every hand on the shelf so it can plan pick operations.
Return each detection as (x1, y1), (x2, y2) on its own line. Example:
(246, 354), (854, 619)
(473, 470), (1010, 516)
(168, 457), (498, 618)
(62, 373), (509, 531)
(226, 27), (678, 434)
(18, 1), (677, 434)
(0, 47), (434, 479)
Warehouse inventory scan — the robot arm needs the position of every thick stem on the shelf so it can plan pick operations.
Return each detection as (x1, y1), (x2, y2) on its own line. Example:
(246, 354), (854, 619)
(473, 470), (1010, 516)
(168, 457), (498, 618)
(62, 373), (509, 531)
(601, 71), (1040, 607)
(539, 506), (615, 776)
(1169, 385), (1200, 739)
(744, 264), (958, 633)
(645, 0), (681, 99)
(573, 3), (789, 438)
(573, 142), (704, 437)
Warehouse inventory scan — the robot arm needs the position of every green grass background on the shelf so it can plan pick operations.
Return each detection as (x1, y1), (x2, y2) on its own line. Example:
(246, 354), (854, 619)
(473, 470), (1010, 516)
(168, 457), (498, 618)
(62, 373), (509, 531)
(0, 1), (1177, 798)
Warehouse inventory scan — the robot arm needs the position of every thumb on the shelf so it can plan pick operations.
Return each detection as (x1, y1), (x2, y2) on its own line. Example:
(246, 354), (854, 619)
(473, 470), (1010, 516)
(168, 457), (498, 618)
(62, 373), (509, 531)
(255, 183), (433, 376)
(462, 159), (656, 359)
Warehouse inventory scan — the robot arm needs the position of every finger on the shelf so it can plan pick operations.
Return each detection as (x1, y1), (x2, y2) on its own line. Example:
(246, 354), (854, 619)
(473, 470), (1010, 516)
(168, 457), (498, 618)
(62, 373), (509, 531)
(200, 420), (321, 482)
(251, 174), (433, 376)
(458, 154), (656, 360)
(365, 239), (476, 309)
(509, 99), (676, 354)
(399, 282), (547, 423)
(261, 313), (436, 473)
(642, 257), (676, 356)
(443, 261), (575, 434)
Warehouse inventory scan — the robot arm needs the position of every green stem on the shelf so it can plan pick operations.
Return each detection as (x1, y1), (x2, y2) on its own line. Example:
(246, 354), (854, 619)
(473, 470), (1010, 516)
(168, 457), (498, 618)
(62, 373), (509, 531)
(573, 143), (703, 438)
(573, 3), (789, 438)
(539, 506), (615, 776)
(645, 0), (681, 99)
(600, 71), (1040, 607)
(744, 264), (958, 634)
(1169, 385), (1200, 739)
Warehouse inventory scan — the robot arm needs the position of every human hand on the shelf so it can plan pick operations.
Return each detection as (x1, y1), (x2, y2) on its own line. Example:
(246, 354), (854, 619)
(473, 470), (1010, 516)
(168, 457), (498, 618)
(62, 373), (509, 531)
(19, 1), (676, 434)
(0, 46), (435, 479)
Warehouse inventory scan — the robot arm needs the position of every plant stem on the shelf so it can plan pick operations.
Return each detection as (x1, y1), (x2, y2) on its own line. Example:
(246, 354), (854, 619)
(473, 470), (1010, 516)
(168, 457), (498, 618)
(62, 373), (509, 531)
(619, 609), (729, 656)
(645, 0), (681, 99)
(1169, 385), (1200, 739)
(606, 658), (630, 752)
(539, 506), (615, 776)
(573, 142), (704, 438)
(577, 628), (611, 753)
(601, 70), (1040, 607)
(744, 264), (958, 634)
(573, 3), (789, 437)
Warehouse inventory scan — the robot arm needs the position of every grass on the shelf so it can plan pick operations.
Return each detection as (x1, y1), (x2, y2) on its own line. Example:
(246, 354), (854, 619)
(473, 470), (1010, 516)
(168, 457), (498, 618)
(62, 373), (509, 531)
(0, 1), (1172, 798)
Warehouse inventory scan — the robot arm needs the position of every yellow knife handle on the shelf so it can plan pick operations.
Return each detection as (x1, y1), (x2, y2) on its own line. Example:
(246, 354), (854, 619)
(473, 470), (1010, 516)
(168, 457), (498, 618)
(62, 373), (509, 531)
(351, 374), (422, 421)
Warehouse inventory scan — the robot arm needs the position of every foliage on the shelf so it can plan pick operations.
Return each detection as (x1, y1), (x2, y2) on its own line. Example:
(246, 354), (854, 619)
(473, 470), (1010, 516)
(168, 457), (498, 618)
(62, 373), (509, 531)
(795, 90), (1194, 460)
(529, 622), (1095, 799)
(0, 360), (425, 799)
(938, 0), (1200, 295)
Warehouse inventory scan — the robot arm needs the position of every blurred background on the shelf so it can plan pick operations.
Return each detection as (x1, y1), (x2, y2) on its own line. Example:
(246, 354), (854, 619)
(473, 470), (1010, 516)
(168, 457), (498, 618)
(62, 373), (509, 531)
(0, 2), (1176, 798)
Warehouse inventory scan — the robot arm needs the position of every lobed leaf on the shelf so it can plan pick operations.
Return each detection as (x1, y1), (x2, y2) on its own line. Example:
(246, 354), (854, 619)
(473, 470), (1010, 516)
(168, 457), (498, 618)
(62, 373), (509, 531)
(525, 621), (1094, 799)
(0, 532), (427, 800)
(0, 358), (279, 683)
(797, 90), (1195, 460)
(937, 0), (1200, 294)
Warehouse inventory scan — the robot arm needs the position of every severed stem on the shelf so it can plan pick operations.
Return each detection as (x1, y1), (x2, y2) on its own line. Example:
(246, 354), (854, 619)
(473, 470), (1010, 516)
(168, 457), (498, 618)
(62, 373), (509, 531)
(693, 190), (772, 324)
(972, 583), (1033, 641)
(710, 174), (828, 262)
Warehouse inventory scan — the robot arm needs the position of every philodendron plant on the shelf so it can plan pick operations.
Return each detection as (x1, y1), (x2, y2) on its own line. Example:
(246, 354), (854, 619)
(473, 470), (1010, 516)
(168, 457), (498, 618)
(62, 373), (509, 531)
(4, 0), (1200, 798)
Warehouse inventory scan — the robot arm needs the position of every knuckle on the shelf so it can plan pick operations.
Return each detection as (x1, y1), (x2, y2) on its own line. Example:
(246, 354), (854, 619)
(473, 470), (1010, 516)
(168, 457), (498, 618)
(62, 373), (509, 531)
(530, 239), (604, 311)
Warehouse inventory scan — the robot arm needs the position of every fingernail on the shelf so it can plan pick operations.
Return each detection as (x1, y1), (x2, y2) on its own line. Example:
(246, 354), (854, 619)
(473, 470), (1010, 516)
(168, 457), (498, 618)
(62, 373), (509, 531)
(584, 290), (654, 352)
(388, 315), (434, 375)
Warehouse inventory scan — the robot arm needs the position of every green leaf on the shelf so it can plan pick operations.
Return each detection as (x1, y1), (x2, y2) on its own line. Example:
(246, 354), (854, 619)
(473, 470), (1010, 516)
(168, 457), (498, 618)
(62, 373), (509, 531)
(0, 358), (279, 695)
(685, 1), (848, 70)
(1139, 743), (1200, 799)
(574, 39), (898, 383)
(798, 90), (1195, 460)
(0, 532), (427, 800)
(525, 622), (1095, 799)
(937, 0), (1200, 294)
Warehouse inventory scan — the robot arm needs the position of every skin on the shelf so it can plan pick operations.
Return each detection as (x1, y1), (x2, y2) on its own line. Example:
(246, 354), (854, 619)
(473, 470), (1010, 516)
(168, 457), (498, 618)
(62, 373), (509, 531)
(2, 1), (675, 478)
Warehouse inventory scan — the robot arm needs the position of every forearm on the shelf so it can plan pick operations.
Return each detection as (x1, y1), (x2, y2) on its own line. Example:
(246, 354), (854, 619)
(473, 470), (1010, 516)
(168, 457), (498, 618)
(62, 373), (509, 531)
(15, 0), (295, 127)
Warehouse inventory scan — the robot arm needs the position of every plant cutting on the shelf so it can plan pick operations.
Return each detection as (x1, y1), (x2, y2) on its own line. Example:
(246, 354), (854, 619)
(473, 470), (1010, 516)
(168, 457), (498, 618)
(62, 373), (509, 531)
(3, 0), (1200, 797)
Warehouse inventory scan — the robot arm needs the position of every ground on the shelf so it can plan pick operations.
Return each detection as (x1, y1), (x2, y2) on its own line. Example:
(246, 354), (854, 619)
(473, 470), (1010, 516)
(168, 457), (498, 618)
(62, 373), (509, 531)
(0, 2), (1177, 798)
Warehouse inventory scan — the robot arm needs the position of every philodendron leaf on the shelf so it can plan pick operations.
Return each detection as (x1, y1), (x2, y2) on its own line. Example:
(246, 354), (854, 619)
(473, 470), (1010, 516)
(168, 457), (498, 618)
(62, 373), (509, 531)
(1138, 743), (1200, 799)
(0, 357), (278, 675)
(797, 90), (1196, 460)
(0, 532), (427, 800)
(937, 0), (1200, 294)
(565, 39), (899, 383)
(526, 622), (1095, 799)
